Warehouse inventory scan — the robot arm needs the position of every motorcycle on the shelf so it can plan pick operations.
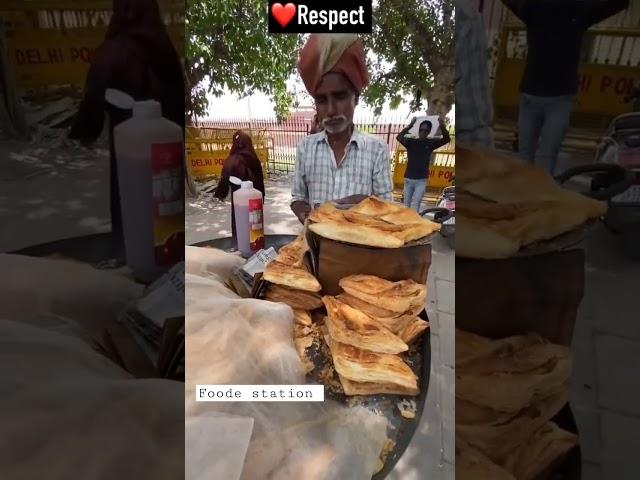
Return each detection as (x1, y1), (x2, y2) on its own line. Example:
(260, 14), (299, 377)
(420, 177), (455, 249)
(554, 92), (639, 258)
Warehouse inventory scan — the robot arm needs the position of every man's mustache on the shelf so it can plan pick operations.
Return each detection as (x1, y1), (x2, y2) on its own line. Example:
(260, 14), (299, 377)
(321, 116), (347, 127)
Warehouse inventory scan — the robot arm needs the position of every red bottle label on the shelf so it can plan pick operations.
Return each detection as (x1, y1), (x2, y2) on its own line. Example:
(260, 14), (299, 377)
(248, 197), (264, 251)
(151, 142), (184, 266)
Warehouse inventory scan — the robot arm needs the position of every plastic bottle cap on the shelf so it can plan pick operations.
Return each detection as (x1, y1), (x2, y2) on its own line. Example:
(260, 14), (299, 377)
(133, 100), (162, 117)
(105, 88), (135, 109)
(241, 181), (253, 189)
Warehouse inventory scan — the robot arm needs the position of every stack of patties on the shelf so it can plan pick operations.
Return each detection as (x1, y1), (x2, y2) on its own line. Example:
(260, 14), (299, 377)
(456, 143), (607, 259)
(455, 329), (578, 480)
(263, 235), (323, 310)
(321, 275), (429, 396)
(292, 309), (316, 374)
(308, 197), (440, 248)
(337, 274), (429, 345)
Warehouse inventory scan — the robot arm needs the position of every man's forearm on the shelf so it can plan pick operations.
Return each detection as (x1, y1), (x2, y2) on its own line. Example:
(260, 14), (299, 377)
(291, 200), (311, 224)
(396, 125), (412, 143)
(433, 124), (451, 149)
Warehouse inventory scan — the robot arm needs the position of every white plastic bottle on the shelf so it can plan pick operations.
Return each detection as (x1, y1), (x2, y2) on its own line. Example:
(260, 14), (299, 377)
(113, 97), (184, 283)
(231, 177), (265, 257)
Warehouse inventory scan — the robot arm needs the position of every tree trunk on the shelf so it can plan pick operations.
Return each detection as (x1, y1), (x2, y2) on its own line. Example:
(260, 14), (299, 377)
(424, 64), (455, 118)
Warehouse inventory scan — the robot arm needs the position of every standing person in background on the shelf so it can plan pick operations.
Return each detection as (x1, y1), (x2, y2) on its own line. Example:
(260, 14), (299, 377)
(455, 0), (494, 147)
(214, 131), (266, 241)
(502, 0), (629, 174)
(69, 0), (185, 245)
(397, 116), (451, 212)
(291, 34), (393, 224)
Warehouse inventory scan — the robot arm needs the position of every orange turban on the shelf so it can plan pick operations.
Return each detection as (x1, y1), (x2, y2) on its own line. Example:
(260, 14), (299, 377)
(297, 34), (369, 96)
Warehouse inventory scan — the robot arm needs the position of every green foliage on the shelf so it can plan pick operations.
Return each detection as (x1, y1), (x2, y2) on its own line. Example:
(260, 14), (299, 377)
(364, 0), (455, 116)
(186, 0), (454, 119)
(185, 0), (302, 121)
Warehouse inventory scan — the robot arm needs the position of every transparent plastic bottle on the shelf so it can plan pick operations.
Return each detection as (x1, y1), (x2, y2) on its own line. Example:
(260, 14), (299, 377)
(231, 177), (265, 257)
(113, 97), (184, 282)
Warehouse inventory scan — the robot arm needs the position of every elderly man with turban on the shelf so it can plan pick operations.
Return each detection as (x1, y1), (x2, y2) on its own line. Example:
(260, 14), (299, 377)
(290, 34), (394, 223)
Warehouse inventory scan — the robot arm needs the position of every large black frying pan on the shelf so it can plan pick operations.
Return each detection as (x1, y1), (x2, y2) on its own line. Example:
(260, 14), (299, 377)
(194, 234), (431, 480)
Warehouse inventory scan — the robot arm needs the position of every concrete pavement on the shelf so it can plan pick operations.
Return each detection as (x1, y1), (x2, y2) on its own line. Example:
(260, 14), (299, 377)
(0, 138), (111, 252)
(185, 175), (302, 245)
(570, 223), (640, 479)
(388, 234), (455, 480)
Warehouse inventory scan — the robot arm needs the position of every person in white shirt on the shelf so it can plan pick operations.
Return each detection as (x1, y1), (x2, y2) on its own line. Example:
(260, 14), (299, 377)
(291, 34), (393, 223)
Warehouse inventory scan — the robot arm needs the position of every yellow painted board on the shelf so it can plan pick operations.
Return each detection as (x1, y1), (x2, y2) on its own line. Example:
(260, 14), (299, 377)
(6, 26), (183, 89)
(494, 61), (638, 117)
(392, 149), (455, 189)
(187, 148), (269, 181)
(0, 1), (183, 11)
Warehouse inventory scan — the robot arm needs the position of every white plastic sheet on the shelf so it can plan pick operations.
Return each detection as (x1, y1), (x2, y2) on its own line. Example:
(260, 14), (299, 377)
(186, 413), (254, 480)
(185, 247), (389, 480)
(0, 255), (183, 479)
(0, 253), (143, 339)
(185, 245), (245, 283)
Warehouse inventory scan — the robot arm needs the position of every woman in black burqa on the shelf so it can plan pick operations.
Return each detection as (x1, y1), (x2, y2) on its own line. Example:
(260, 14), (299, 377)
(69, 0), (185, 244)
(214, 131), (266, 240)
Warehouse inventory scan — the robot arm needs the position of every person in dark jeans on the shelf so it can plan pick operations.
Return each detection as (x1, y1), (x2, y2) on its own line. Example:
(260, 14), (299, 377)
(397, 117), (451, 212)
(502, 0), (629, 174)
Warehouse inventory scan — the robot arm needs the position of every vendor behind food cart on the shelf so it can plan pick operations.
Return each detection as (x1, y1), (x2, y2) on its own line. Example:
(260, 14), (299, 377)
(290, 34), (394, 224)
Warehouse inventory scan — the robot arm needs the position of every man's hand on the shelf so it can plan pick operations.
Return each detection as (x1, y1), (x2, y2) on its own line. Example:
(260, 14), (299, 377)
(409, 116), (417, 126)
(291, 201), (311, 224)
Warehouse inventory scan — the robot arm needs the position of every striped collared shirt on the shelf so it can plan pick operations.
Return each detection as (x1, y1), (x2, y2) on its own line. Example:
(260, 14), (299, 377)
(455, 0), (494, 147)
(291, 128), (393, 207)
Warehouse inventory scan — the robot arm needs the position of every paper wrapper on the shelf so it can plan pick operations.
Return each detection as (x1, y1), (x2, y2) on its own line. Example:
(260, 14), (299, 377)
(305, 229), (432, 297)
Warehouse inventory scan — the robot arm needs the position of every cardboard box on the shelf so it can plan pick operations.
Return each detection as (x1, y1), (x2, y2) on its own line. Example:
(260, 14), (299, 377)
(249, 229), (434, 307)
(456, 249), (585, 346)
(305, 229), (432, 297)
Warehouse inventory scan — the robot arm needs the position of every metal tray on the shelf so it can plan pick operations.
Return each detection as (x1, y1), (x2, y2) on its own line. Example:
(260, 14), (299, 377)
(191, 234), (299, 253)
(304, 317), (430, 480)
(11, 232), (125, 269)
(515, 219), (598, 257)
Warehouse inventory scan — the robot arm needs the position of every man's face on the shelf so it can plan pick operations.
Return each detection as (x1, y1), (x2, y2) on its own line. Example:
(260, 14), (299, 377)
(419, 121), (432, 139)
(314, 73), (357, 134)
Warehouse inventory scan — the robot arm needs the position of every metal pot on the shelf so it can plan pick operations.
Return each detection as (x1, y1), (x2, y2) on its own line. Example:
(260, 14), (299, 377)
(420, 207), (454, 249)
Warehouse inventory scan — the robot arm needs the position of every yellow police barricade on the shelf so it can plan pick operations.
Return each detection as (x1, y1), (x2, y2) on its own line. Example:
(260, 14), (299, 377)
(186, 128), (269, 182)
(0, 4), (184, 91)
(392, 147), (455, 198)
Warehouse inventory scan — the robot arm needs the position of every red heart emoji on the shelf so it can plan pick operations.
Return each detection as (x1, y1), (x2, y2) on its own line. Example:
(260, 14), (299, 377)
(271, 2), (296, 28)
